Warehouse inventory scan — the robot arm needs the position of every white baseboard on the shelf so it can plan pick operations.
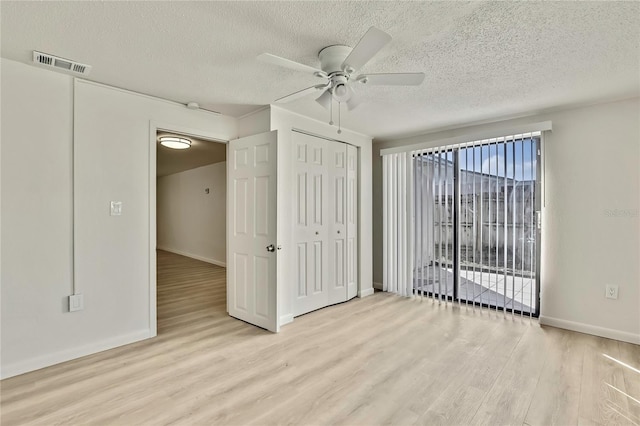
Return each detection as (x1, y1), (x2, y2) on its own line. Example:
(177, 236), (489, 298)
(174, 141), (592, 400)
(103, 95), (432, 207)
(280, 314), (294, 326)
(539, 315), (640, 345)
(157, 246), (226, 268)
(358, 287), (375, 298)
(0, 329), (153, 380)
(373, 282), (383, 290)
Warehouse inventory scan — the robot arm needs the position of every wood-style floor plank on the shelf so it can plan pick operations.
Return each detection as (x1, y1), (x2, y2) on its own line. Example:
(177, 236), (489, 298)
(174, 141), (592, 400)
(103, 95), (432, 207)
(524, 327), (587, 426)
(1, 250), (639, 426)
(618, 341), (640, 423)
(578, 336), (637, 426)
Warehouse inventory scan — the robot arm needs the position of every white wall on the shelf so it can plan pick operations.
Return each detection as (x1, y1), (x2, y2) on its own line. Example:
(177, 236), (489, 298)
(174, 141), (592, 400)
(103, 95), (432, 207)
(157, 162), (227, 266)
(0, 59), (371, 376)
(2, 59), (74, 376)
(0, 58), (237, 378)
(269, 106), (373, 326)
(238, 107), (270, 138)
(373, 97), (640, 343)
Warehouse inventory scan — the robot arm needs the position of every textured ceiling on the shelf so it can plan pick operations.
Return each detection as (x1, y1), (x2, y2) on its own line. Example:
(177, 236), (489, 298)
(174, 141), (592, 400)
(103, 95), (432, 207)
(157, 133), (226, 177)
(2, 1), (639, 139)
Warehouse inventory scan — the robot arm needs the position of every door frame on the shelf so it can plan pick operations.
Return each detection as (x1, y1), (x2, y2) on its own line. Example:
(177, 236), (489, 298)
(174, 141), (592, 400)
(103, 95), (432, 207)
(269, 106), (374, 326)
(148, 121), (229, 337)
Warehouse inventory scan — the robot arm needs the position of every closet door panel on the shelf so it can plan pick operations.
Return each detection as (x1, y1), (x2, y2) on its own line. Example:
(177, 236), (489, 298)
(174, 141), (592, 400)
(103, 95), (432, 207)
(293, 132), (329, 316)
(328, 142), (348, 305)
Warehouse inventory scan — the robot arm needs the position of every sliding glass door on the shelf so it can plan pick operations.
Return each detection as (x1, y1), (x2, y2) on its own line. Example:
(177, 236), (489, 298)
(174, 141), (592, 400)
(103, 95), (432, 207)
(413, 136), (540, 316)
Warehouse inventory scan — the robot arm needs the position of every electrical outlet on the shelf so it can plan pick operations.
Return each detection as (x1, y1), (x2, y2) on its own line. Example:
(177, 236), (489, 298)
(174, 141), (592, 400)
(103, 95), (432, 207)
(69, 294), (84, 312)
(605, 285), (619, 300)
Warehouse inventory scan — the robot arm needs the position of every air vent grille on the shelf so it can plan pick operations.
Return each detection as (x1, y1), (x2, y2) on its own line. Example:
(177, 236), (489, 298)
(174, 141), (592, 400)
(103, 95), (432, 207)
(34, 52), (53, 65)
(32, 51), (92, 76)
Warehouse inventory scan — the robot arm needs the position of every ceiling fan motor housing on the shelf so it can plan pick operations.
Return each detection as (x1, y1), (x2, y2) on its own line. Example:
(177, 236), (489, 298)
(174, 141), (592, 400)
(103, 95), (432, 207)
(318, 45), (352, 74)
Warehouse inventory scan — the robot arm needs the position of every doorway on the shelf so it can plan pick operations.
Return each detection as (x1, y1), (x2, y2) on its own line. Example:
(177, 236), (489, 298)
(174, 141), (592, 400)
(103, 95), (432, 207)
(155, 129), (228, 334)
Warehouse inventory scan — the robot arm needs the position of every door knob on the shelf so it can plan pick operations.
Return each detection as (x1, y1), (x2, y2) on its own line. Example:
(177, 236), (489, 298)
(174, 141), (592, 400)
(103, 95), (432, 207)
(266, 244), (275, 252)
(337, 230), (341, 234)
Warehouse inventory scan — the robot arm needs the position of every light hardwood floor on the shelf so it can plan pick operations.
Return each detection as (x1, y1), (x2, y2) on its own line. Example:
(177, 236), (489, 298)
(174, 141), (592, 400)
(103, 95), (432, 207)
(1, 250), (639, 425)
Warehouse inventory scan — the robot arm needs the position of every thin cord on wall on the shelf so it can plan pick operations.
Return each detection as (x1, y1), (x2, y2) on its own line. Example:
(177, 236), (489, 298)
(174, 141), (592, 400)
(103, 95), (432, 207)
(71, 78), (77, 296)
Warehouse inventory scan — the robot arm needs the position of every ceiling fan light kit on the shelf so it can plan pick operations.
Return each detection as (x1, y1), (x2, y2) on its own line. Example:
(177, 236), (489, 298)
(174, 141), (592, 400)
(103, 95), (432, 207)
(258, 26), (425, 134)
(345, 92), (360, 111)
(315, 89), (333, 110)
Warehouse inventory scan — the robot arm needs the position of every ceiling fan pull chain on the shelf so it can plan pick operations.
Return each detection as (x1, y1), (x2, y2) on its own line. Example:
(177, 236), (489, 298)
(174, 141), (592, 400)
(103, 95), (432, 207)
(338, 102), (342, 134)
(329, 98), (334, 126)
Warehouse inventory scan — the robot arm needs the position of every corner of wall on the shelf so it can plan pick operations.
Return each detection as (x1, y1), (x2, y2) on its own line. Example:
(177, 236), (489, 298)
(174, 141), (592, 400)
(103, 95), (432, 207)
(358, 288), (375, 298)
(238, 106), (271, 138)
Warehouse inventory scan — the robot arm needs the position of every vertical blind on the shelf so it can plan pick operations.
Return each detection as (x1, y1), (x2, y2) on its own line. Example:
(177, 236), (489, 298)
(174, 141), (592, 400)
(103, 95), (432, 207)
(382, 129), (544, 317)
(412, 146), (457, 305)
(382, 151), (413, 296)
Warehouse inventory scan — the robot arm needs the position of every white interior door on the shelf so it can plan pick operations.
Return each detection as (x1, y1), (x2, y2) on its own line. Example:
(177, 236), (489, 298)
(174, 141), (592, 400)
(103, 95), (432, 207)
(227, 131), (279, 332)
(328, 141), (348, 305)
(346, 144), (359, 299)
(293, 132), (329, 316)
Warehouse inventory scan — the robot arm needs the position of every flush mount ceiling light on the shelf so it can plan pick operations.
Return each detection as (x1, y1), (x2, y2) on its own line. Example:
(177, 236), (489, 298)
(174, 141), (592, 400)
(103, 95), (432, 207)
(158, 136), (192, 150)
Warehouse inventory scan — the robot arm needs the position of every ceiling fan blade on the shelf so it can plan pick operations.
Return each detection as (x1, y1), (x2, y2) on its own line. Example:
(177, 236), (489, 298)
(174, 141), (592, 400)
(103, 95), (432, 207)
(258, 53), (327, 78)
(341, 26), (392, 73)
(357, 73), (425, 86)
(275, 84), (327, 104)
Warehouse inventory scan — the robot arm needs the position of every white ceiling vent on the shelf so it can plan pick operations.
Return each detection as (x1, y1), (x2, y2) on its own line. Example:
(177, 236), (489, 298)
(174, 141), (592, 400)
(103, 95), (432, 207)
(32, 51), (92, 76)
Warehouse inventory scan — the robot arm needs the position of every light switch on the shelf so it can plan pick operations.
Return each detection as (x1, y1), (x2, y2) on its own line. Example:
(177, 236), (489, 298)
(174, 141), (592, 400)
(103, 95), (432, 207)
(69, 294), (84, 312)
(110, 201), (122, 216)
(605, 285), (619, 300)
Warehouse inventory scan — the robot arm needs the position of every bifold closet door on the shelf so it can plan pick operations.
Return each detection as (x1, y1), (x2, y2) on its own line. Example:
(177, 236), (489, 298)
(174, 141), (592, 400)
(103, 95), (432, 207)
(293, 131), (358, 316)
(293, 132), (329, 316)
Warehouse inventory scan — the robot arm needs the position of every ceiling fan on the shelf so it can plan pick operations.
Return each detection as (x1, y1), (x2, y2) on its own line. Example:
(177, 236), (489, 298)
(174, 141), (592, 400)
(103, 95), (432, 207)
(258, 26), (425, 118)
